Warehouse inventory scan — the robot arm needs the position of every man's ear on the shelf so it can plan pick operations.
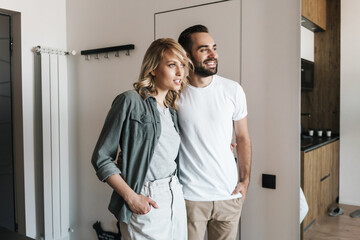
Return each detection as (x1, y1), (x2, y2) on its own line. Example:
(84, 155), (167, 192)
(186, 52), (191, 59)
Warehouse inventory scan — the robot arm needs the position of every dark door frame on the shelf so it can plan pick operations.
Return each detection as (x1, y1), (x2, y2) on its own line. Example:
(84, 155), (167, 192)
(0, 9), (25, 234)
(0, 12), (15, 231)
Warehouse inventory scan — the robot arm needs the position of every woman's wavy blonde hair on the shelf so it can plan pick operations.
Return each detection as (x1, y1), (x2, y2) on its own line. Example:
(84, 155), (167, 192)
(134, 38), (192, 109)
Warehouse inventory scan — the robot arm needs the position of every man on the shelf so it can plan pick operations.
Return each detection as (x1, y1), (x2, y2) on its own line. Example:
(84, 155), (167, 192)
(177, 25), (252, 240)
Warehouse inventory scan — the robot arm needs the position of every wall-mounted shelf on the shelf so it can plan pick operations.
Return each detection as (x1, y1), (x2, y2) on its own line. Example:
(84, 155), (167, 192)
(80, 44), (135, 60)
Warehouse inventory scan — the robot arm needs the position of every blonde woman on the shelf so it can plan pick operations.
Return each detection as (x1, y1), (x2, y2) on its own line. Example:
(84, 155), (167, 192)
(91, 38), (192, 240)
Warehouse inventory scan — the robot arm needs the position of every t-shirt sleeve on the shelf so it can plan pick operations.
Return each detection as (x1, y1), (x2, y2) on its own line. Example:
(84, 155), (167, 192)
(232, 84), (248, 121)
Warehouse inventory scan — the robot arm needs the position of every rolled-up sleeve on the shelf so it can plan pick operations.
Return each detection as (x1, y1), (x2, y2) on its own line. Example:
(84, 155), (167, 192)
(91, 94), (128, 182)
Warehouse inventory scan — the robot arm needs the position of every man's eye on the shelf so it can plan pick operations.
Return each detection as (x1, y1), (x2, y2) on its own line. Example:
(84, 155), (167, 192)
(169, 64), (175, 67)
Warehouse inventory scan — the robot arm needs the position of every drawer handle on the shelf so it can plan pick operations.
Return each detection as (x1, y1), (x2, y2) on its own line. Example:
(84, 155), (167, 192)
(320, 173), (331, 182)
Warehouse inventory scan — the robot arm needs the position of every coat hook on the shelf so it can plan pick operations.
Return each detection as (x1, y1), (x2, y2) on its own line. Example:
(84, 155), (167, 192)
(126, 50), (130, 56)
(115, 51), (119, 57)
(85, 55), (90, 61)
(95, 54), (99, 60)
(104, 52), (109, 59)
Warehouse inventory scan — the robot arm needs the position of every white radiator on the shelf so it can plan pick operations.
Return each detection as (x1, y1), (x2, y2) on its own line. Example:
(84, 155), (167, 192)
(37, 46), (71, 240)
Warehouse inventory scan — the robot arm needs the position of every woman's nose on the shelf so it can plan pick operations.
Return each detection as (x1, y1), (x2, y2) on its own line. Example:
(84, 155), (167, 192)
(176, 66), (183, 76)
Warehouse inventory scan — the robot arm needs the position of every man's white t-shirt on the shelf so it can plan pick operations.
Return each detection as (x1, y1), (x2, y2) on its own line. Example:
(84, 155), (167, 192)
(177, 75), (248, 201)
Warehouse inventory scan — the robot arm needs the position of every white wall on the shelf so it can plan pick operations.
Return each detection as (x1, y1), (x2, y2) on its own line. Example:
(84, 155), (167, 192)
(301, 26), (314, 61)
(0, 1), (67, 238)
(66, 0), (301, 239)
(241, 0), (300, 239)
(340, 0), (360, 206)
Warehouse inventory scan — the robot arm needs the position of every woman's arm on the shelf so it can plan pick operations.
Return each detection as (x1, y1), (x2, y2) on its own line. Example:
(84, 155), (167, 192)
(91, 95), (127, 182)
(106, 174), (158, 214)
(92, 93), (158, 214)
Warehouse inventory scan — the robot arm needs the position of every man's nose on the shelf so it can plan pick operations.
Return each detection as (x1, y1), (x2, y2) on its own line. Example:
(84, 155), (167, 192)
(208, 49), (217, 58)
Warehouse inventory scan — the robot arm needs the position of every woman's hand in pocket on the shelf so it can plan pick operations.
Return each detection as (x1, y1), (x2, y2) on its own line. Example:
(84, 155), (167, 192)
(127, 193), (159, 215)
(105, 174), (158, 214)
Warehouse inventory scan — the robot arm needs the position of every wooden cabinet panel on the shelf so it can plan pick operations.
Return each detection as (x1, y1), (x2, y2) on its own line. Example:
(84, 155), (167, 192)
(319, 173), (332, 220)
(301, 0), (316, 24)
(320, 141), (340, 219)
(302, 0), (326, 30)
(320, 144), (331, 181)
(302, 148), (320, 229)
(301, 141), (339, 235)
(330, 141), (340, 203)
(316, 0), (326, 30)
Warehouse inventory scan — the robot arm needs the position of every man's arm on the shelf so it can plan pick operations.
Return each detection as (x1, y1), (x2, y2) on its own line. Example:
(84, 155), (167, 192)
(232, 116), (252, 199)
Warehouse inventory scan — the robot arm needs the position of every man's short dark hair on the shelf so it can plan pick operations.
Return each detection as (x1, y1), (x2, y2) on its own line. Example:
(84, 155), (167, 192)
(178, 24), (209, 53)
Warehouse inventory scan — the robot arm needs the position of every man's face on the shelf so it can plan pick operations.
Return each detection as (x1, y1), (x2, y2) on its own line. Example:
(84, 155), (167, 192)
(189, 32), (218, 77)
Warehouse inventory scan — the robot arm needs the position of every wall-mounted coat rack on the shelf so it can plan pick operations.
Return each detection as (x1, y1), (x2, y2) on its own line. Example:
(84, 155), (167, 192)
(80, 44), (135, 60)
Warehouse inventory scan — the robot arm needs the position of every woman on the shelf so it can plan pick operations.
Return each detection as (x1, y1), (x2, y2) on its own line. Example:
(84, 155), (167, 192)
(91, 38), (192, 240)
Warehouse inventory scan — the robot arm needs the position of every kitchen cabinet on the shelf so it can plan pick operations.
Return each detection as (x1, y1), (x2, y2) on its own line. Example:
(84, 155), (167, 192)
(302, 0), (326, 30)
(301, 140), (339, 234)
(301, 148), (320, 231)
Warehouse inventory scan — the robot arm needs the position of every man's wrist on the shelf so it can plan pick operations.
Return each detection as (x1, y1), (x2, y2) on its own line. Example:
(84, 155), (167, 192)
(240, 178), (250, 185)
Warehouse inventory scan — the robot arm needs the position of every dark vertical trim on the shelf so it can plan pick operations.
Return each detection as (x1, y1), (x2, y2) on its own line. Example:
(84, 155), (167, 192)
(9, 12), (16, 233)
(0, 12), (16, 231)
(154, 13), (156, 40)
(9, 13), (16, 233)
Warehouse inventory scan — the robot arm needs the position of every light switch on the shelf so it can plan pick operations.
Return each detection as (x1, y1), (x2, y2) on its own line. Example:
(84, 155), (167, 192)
(262, 174), (276, 189)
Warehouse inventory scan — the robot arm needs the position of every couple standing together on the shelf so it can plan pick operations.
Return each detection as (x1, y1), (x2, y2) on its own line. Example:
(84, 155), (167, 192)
(91, 24), (252, 240)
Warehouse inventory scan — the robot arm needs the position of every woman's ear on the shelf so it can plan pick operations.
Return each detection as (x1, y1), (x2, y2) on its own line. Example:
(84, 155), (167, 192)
(150, 70), (156, 77)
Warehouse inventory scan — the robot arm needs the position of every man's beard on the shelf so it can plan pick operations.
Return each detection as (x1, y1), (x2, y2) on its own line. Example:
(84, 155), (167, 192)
(191, 57), (218, 77)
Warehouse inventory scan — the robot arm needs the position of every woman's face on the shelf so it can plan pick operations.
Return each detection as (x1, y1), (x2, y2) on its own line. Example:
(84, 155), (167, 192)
(151, 50), (185, 94)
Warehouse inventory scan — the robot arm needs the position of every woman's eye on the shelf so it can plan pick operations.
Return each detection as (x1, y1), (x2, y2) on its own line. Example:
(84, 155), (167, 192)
(169, 64), (175, 67)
